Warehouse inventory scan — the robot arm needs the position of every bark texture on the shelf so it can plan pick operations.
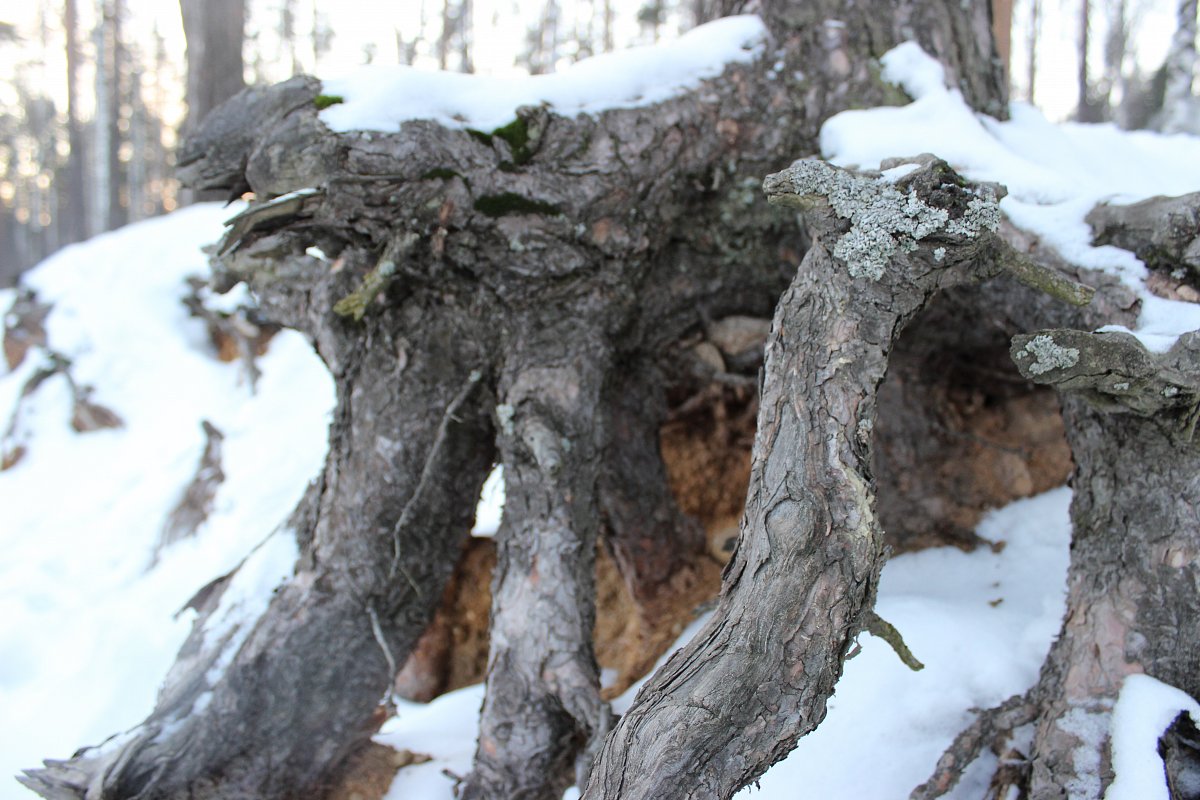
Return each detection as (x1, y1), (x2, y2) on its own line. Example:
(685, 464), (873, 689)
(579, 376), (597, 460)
(915, 247), (1200, 798)
(583, 156), (1009, 799)
(1018, 331), (1200, 799)
(30, 0), (1139, 797)
(1087, 192), (1200, 282)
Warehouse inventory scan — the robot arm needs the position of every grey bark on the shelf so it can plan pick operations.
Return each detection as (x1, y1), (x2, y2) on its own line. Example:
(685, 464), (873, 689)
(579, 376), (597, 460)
(21, 242), (498, 799)
(21, 1), (1021, 797)
(582, 156), (1010, 800)
(461, 332), (614, 799)
(598, 364), (707, 608)
(1087, 192), (1200, 281)
(915, 235), (1200, 799)
(1015, 330), (1200, 799)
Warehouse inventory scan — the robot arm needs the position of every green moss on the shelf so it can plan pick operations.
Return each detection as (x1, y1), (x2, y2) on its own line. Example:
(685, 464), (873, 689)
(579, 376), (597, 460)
(420, 167), (461, 181)
(473, 193), (560, 217)
(333, 260), (397, 320)
(866, 61), (911, 108)
(466, 129), (494, 147)
(313, 94), (344, 110)
(491, 117), (533, 164)
(465, 117), (536, 164)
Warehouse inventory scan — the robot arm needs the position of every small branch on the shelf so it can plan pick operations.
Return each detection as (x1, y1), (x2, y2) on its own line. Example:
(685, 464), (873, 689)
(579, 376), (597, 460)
(389, 369), (484, 582)
(334, 233), (421, 321)
(909, 693), (1037, 800)
(1011, 329), (1200, 438)
(861, 610), (924, 671)
(995, 245), (1095, 306)
(367, 603), (399, 693)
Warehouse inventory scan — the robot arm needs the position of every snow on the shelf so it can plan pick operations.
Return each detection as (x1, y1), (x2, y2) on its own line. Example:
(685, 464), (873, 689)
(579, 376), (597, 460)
(3, 31), (1200, 800)
(378, 489), (1073, 800)
(822, 42), (1200, 353)
(318, 15), (766, 132)
(0, 205), (335, 797)
(1107, 674), (1200, 800)
(471, 465), (505, 537)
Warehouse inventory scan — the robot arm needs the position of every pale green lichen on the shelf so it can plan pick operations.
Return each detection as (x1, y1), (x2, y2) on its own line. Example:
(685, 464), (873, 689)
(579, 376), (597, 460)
(1023, 334), (1080, 375)
(495, 403), (515, 437)
(765, 159), (1000, 280)
(333, 259), (397, 320)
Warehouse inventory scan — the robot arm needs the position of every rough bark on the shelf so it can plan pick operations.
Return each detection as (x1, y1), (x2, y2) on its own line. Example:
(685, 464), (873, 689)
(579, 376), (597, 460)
(21, 260), (497, 799)
(1016, 331), (1200, 799)
(915, 252), (1200, 798)
(20, 0), (1022, 797)
(583, 156), (1010, 800)
(461, 330), (614, 799)
(1087, 192), (1200, 282)
(598, 363), (707, 609)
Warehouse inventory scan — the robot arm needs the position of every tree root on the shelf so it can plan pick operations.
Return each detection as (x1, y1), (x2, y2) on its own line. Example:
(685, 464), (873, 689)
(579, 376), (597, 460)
(909, 693), (1038, 800)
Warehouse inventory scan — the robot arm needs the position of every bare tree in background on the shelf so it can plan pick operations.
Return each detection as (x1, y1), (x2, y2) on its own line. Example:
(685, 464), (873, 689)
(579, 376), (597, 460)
(62, 0), (88, 244)
(1027, 0), (1040, 103)
(437, 0), (473, 72)
(1162, 0), (1198, 131)
(178, 0), (246, 201)
(1076, 0), (1106, 120)
(1101, 0), (1130, 122)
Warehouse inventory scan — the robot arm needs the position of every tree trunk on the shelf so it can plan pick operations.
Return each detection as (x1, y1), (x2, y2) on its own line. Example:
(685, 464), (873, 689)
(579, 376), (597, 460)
(1163, 0), (1198, 132)
(34, 1), (1152, 798)
(178, 0), (245, 203)
(63, 0), (88, 244)
(583, 156), (1010, 800)
(914, 229), (1200, 800)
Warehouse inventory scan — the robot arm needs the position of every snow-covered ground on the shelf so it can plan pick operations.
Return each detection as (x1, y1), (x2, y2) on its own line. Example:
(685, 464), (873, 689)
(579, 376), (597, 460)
(3, 26), (1200, 800)
(0, 205), (336, 797)
(381, 489), (1074, 800)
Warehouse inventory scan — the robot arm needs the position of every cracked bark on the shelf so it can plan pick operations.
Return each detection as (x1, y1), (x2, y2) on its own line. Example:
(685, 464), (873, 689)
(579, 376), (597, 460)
(916, 279), (1200, 798)
(582, 157), (1011, 800)
(20, 1), (1046, 797)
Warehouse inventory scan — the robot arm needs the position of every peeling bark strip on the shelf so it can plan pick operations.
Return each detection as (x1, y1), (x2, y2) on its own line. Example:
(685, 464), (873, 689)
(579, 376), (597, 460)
(582, 157), (1009, 800)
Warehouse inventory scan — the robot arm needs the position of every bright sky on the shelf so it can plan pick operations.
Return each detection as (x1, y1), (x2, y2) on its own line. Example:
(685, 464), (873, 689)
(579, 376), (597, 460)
(0, 0), (1185, 124)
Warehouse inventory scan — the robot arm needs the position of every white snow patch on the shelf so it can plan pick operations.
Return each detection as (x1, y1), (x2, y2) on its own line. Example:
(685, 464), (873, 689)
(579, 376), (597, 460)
(880, 163), (920, 182)
(471, 464), (505, 537)
(821, 43), (1200, 353)
(201, 527), (300, 683)
(0, 205), (334, 797)
(377, 488), (1073, 800)
(880, 41), (949, 101)
(1106, 674), (1200, 800)
(319, 15), (767, 133)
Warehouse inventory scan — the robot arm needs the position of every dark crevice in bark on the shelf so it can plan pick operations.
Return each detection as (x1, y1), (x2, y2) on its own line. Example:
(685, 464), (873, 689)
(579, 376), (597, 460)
(1161, 712), (1200, 800)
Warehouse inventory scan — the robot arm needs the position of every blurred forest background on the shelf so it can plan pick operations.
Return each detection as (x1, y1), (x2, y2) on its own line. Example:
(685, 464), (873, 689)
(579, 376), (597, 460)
(0, 0), (1196, 288)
